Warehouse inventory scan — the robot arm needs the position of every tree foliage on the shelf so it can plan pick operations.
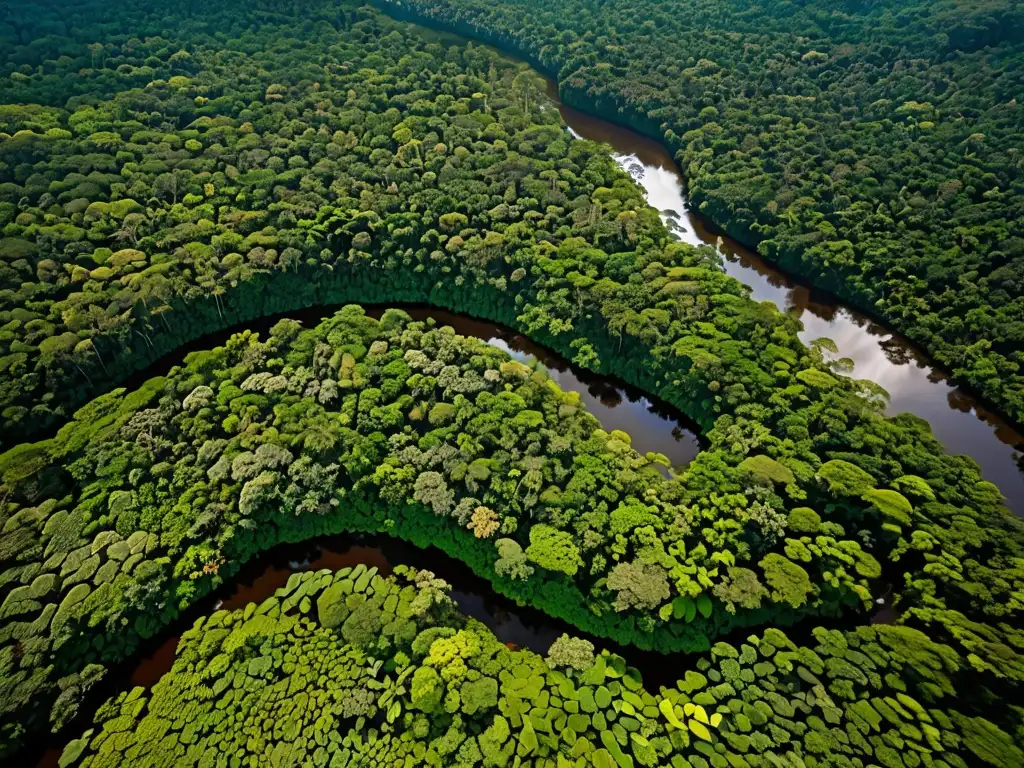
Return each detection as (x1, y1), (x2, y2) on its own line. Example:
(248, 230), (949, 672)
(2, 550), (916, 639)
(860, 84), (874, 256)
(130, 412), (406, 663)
(382, 0), (1024, 423)
(0, 0), (1021, 763)
(55, 566), (1024, 768)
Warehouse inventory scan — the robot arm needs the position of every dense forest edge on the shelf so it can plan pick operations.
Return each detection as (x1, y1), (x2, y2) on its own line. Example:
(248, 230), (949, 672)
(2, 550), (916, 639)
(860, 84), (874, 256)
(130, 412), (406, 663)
(3, 306), (1024, 765)
(53, 565), (1024, 767)
(375, 0), (1024, 428)
(0, 0), (1022, 766)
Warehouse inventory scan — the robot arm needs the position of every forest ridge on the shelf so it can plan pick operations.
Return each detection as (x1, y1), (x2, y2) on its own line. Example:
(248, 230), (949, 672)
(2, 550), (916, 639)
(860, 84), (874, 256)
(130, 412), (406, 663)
(380, 0), (1024, 424)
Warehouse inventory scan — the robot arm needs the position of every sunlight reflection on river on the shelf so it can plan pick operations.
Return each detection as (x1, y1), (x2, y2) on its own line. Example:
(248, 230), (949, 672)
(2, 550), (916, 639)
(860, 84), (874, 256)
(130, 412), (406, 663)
(562, 120), (1024, 512)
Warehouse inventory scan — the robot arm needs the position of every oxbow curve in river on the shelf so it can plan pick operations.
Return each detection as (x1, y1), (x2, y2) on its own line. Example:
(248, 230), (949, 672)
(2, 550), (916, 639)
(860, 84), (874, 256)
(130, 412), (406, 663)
(2, 4), (1024, 768)
(407, 19), (1024, 512)
(102, 303), (704, 471)
(31, 530), (896, 768)
(31, 536), (571, 768)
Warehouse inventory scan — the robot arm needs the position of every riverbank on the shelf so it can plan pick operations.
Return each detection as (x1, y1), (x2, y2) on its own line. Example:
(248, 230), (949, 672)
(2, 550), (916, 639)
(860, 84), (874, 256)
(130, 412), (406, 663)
(383, 4), (1024, 511)
(40, 302), (703, 469)
(558, 106), (1024, 510)
(33, 530), (898, 768)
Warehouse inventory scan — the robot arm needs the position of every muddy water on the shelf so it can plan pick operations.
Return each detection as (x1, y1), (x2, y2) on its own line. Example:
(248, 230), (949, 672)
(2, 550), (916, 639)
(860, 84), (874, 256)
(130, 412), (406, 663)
(413, 18), (1024, 510)
(39, 530), (888, 767)
(35, 535), (562, 767)
(127, 536), (567, 692)
(34, 535), (685, 767)
(550, 96), (1024, 512)
(382, 307), (702, 469)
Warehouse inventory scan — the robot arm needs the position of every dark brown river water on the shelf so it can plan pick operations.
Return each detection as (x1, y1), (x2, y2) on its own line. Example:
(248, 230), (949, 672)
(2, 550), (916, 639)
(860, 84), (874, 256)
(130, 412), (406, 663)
(33, 301), (708, 763)
(35, 52), (972, 768)
(34, 534), (694, 767)
(30, 20), (1024, 766)
(108, 302), (703, 471)
(543, 84), (1024, 514)
(37, 528), (892, 767)
(413, 21), (1024, 512)
(126, 536), (569, 691)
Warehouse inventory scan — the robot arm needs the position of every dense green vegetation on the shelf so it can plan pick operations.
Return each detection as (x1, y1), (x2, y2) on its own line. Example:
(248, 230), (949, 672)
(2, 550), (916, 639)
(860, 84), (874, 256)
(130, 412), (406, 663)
(61, 565), (1024, 767)
(0, 0), (1023, 765)
(378, 0), (1024, 423)
(2, 0), (654, 440)
(3, 308), (1024, 761)
(0, 308), (844, 743)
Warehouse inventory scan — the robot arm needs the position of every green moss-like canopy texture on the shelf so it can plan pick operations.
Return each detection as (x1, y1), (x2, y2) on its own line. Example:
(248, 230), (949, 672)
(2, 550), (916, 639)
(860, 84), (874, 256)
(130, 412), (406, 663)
(378, 0), (1024, 425)
(64, 566), (1024, 768)
(1, 307), (1022, 765)
(0, 0), (1022, 765)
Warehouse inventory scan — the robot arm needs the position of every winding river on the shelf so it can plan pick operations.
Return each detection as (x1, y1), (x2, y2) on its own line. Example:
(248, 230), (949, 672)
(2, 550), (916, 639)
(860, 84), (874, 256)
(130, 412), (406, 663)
(35, 525), (890, 767)
(33, 306), (702, 767)
(405, 19), (1024, 512)
(111, 303), (702, 470)
(32, 535), (587, 768)
(543, 81), (1024, 513)
(36, 526), (885, 767)
(27, 19), (1024, 765)
(126, 536), (571, 692)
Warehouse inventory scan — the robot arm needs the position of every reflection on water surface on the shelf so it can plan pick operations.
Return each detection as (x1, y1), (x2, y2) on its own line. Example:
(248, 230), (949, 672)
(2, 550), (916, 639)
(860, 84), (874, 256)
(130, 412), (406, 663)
(555, 96), (1024, 513)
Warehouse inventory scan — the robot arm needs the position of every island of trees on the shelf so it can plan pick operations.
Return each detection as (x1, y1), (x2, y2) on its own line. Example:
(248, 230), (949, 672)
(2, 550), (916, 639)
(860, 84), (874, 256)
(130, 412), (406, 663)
(0, 0), (1021, 766)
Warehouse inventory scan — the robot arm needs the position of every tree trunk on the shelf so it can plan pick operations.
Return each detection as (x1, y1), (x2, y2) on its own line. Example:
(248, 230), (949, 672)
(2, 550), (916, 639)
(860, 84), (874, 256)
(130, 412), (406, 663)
(73, 362), (93, 386)
(92, 345), (108, 374)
